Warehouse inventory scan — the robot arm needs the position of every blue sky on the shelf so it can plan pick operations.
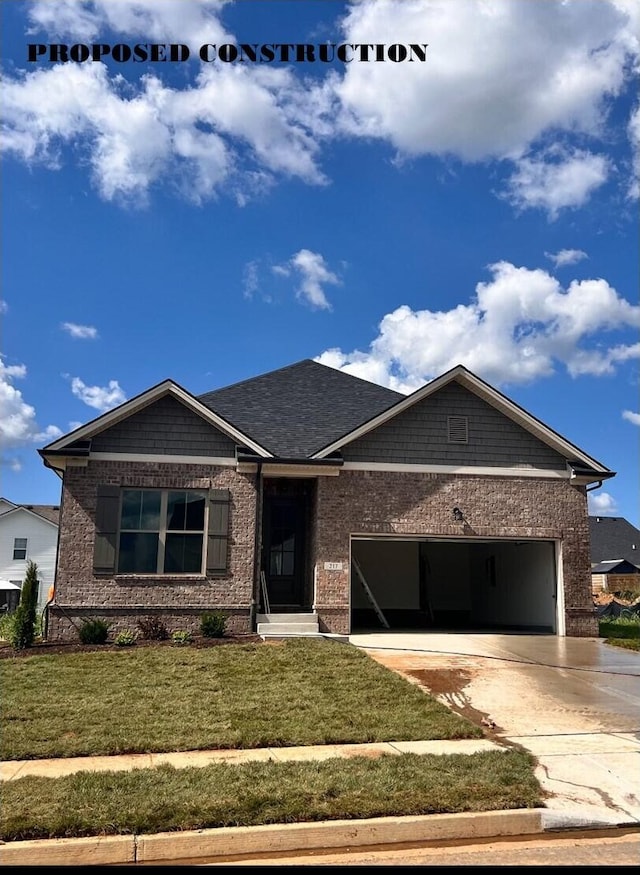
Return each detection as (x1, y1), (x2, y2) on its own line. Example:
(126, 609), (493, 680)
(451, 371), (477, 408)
(1, 0), (639, 526)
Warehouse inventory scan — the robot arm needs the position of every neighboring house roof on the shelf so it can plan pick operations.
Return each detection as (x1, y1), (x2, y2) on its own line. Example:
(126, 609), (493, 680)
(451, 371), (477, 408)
(589, 516), (640, 567)
(592, 559), (640, 575)
(0, 504), (60, 527)
(199, 359), (402, 458)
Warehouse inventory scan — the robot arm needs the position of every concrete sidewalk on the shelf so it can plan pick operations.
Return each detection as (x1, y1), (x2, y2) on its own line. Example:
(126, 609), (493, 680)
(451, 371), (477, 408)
(1, 737), (501, 781)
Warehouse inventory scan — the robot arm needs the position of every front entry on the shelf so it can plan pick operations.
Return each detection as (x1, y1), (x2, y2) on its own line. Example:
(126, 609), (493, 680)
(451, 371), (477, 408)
(261, 479), (313, 611)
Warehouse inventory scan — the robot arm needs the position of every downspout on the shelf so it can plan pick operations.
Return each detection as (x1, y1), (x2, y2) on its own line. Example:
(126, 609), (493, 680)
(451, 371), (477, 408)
(250, 460), (264, 631)
(39, 453), (66, 641)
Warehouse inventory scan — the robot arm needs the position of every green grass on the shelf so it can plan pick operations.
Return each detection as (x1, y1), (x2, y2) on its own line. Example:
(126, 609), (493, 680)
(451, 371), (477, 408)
(599, 616), (640, 640)
(604, 638), (640, 651)
(0, 639), (481, 760)
(0, 750), (543, 841)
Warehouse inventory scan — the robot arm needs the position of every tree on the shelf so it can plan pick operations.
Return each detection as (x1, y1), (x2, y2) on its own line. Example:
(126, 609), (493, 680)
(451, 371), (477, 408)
(10, 560), (39, 650)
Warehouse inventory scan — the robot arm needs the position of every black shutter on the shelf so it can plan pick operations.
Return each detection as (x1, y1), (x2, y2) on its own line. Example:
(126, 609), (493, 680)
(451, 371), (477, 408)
(207, 489), (230, 574)
(93, 485), (120, 574)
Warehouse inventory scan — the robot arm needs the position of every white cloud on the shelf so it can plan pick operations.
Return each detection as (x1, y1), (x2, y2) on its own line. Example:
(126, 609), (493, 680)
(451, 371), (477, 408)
(628, 102), (640, 199)
(622, 410), (640, 425)
(0, 299), (7, 313)
(1, 48), (328, 204)
(61, 322), (98, 339)
(27, 0), (232, 47)
(588, 492), (618, 514)
(275, 249), (341, 310)
(242, 261), (259, 299)
(71, 377), (127, 412)
(316, 261), (640, 389)
(0, 358), (62, 453)
(3, 0), (638, 211)
(336, 0), (636, 161)
(545, 249), (588, 268)
(506, 149), (610, 218)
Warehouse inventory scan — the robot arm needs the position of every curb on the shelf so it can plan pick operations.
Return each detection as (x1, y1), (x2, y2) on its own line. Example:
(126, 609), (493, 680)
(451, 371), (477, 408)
(0, 810), (545, 866)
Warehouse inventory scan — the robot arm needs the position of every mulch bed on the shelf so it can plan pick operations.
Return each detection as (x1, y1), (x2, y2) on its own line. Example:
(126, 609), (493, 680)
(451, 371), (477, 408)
(0, 634), (263, 659)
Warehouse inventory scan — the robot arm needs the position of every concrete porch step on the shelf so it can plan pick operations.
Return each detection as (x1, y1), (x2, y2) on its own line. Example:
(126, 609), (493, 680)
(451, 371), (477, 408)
(256, 612), (320, 637)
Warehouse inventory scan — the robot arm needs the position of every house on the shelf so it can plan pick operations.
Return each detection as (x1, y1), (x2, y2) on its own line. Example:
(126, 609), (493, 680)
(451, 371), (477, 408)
(38, 360), (615, 641)
(589, 516), (640, 594)
(0, 498), (60, 615)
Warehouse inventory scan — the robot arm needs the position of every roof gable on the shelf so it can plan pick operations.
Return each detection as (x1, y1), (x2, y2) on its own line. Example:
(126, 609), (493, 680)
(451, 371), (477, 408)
(40, 380), (273, 458)
(312, 365), (613, 478)
(341, 380), (568, 469)
(199, 359), (402, 458)
(0, 505), (59, 528)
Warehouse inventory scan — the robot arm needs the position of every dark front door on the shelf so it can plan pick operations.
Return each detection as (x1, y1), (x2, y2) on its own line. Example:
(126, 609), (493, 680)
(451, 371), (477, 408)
(262, 481), (311, 610)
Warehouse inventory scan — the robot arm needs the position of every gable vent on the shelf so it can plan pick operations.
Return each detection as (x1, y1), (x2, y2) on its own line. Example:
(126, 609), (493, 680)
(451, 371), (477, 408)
(447, 415), (468, 444)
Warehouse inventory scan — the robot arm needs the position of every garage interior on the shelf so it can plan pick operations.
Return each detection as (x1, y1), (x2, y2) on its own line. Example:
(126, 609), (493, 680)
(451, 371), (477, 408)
(351, 537), (558, 634)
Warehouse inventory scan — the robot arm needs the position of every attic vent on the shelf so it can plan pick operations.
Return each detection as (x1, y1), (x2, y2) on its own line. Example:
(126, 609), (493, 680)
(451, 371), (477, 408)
(447, 415), (468, 444)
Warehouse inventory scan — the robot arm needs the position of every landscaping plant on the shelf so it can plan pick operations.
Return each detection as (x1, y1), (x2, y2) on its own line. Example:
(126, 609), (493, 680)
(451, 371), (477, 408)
(200, 611), (227, 638)
(78, 618), (110, 645)
(136, 616), (169, 640)
(8, 561), (39, 650)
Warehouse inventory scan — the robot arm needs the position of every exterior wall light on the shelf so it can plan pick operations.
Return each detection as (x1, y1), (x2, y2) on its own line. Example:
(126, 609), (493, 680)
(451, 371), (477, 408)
(453, 507), (464, 521)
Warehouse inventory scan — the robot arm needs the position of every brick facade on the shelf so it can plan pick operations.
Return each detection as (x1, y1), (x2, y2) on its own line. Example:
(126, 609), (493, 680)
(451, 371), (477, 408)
(48, 460), (257, 640)
(312, 471), (596, 636)
(49, 462), (597, 640)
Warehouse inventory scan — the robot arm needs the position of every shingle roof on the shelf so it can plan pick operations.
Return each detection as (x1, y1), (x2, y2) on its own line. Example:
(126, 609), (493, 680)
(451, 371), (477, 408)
(592, 559), (639, 574)
(589, 516), (640, 567)
(22, 505), (60, 525)
(198, 359), (403, 458)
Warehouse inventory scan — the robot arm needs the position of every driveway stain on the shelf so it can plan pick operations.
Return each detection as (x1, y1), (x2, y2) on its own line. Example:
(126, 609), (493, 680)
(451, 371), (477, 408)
(406, 668), (505, 734)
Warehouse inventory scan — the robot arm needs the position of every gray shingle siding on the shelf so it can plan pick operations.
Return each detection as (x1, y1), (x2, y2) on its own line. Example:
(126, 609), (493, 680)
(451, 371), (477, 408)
(90, 395), (237, 457)
(342, 382), (567, 469)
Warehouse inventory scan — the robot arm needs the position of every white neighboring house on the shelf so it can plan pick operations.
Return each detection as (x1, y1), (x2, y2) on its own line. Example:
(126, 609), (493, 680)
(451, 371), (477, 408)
(0, 498), (60, 616)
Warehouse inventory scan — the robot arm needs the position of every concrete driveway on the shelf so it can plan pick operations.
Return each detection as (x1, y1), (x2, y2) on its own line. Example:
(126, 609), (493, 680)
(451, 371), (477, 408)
(349, 632), (640, 828)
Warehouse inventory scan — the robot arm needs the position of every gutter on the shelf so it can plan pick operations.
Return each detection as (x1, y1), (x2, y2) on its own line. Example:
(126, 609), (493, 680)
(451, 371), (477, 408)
(236, 453), (343, 468)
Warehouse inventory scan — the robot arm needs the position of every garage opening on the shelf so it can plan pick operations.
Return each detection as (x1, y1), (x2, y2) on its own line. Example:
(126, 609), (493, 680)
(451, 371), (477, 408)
(351, 537), (558, 634)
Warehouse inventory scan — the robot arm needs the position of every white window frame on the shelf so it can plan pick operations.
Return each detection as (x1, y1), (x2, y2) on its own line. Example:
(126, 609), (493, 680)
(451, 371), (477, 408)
(117, 489), (207, 575)
(13, 538), (28, 560)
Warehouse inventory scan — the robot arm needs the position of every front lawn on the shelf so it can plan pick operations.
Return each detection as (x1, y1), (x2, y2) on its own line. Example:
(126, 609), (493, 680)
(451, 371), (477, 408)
(1, 638), (482, 760)
(0, 750), (542, 841)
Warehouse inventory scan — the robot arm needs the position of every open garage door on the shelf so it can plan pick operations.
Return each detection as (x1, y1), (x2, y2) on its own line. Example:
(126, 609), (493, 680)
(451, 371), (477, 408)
(351, 537), (558, 634)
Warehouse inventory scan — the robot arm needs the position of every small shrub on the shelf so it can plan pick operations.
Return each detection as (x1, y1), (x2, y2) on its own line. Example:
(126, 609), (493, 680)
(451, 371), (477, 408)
(200, 611), (227, 638)
(171, 630), (192, 646)
(0, 612), (16, 642)
(137, 616), (169, 640)
(78, 618), (110, 645)
(114, 630), (136, 647)
(9, 561), (39, 650)
(9, 608), (33, 650)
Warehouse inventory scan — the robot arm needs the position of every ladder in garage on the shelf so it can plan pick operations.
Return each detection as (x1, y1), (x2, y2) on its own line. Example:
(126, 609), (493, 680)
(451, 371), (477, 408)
(352, 557), (390, 629)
